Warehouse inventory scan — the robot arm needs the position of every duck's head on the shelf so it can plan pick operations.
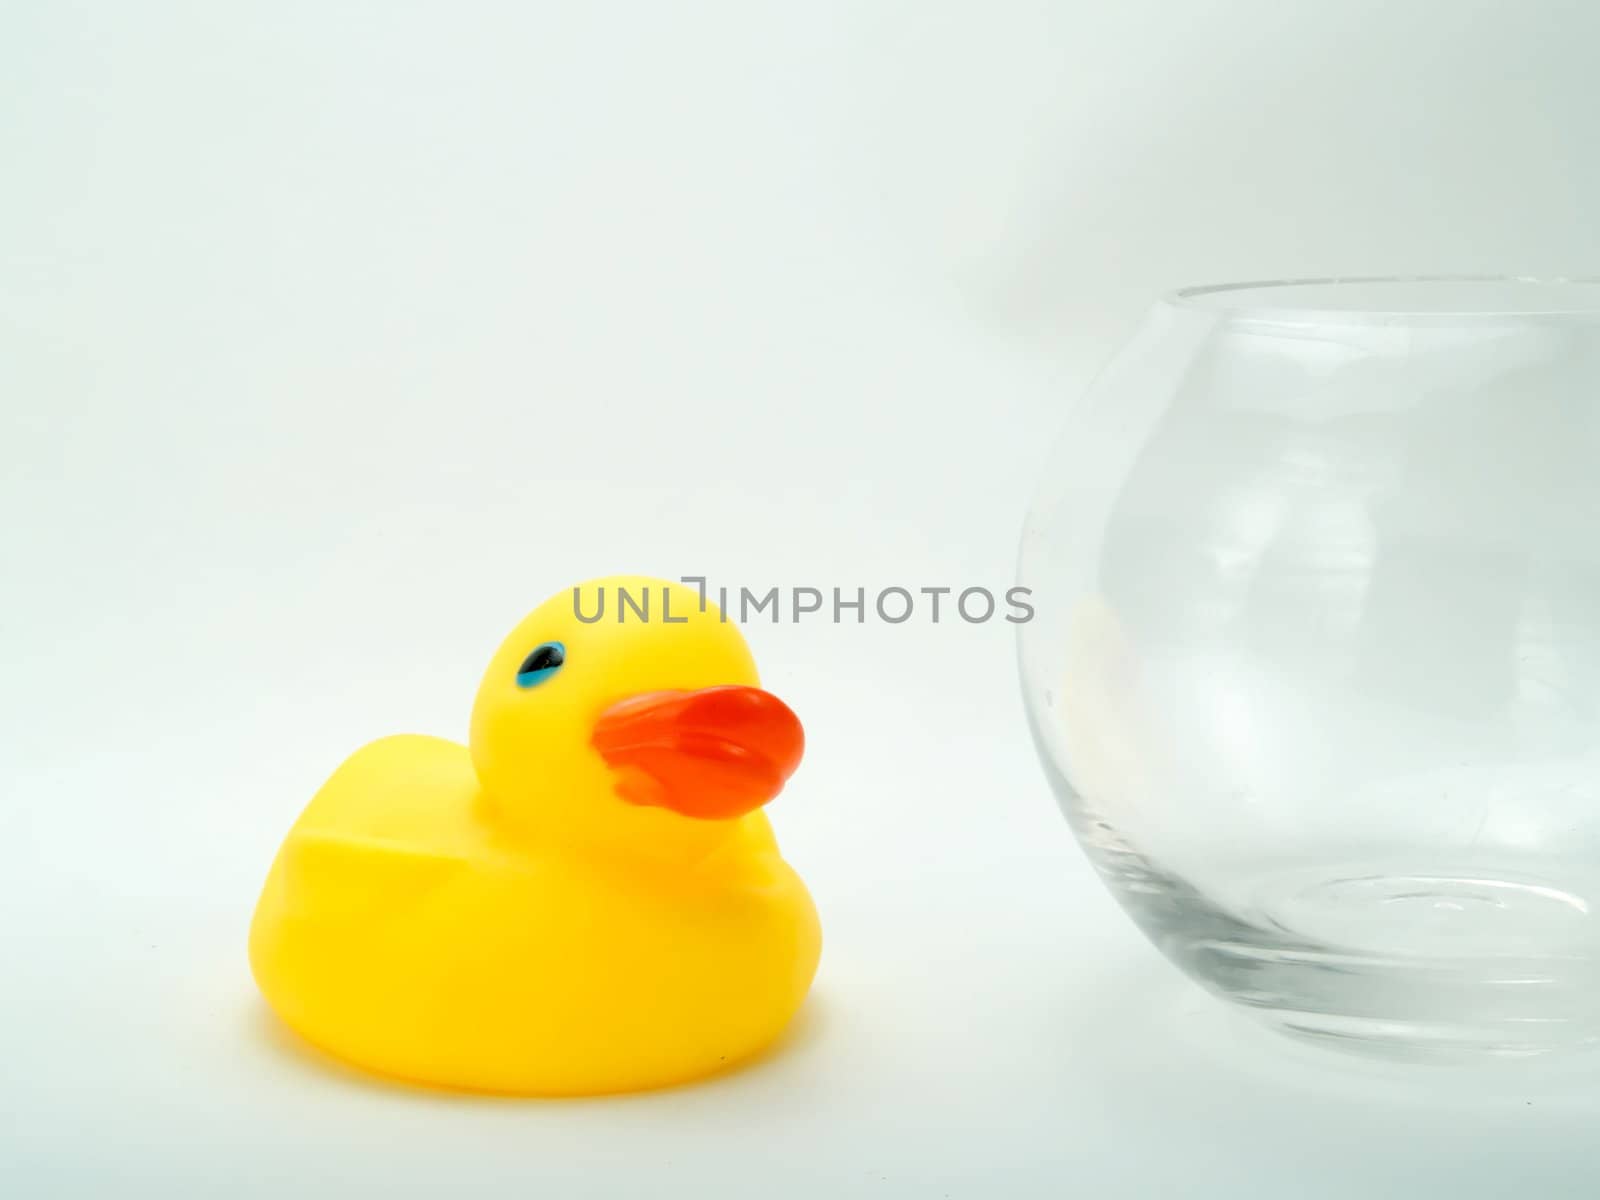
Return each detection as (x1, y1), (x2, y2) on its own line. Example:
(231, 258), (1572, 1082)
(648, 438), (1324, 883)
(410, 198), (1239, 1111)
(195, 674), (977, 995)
(469, 576), (804, 854)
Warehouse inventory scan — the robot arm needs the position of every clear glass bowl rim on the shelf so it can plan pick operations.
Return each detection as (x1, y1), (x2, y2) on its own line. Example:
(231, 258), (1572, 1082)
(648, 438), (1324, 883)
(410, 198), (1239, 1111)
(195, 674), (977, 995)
(1163, 275), (1600, 326)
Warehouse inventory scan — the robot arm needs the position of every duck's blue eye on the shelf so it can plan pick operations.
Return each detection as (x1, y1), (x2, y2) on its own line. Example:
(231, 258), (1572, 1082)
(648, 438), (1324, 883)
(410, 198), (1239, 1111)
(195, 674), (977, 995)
(515, 641), (565, 688)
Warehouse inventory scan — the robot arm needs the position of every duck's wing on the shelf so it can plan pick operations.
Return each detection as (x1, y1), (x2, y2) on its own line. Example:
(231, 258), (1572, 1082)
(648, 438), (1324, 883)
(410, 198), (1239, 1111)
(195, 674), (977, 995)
(267, 829), (473, 925)
(290, 734), (488, 846)
(264, 734), (499, 926)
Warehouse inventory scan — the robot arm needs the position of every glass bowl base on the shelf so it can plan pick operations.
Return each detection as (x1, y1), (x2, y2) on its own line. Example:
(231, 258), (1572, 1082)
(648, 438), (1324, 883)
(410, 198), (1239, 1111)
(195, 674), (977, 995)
(1111, 851), (1600, 1060)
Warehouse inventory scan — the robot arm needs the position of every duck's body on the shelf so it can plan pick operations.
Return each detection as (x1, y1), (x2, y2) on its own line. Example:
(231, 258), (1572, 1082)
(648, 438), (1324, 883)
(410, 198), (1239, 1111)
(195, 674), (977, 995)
(250, 578), (821, 1095)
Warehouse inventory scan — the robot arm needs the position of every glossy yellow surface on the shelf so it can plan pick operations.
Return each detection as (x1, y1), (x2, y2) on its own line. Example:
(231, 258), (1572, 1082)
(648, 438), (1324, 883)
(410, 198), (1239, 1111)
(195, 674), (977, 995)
(249, 577), (820, 1094)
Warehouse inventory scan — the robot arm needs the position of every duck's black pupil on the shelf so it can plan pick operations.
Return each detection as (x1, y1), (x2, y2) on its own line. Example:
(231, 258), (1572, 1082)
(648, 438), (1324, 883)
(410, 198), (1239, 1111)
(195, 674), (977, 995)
(519, 644), (563, 675)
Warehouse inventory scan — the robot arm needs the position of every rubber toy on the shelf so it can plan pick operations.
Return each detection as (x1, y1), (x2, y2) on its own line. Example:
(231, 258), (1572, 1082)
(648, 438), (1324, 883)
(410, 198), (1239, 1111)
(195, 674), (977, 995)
(250, 576), (821, 1094)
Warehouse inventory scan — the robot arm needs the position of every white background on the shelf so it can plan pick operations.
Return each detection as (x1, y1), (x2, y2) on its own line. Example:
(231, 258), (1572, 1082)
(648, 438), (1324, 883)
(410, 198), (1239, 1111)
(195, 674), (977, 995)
(7, 1), (1600, 1195)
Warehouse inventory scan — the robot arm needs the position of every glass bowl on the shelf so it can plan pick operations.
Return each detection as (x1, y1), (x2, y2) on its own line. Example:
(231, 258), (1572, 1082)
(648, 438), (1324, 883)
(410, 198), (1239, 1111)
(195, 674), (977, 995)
(1018, 277), (1600, 1058)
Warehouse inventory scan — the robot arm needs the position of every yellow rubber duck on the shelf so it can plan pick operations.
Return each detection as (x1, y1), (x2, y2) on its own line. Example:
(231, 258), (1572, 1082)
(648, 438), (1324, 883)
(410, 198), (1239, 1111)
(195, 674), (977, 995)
(249, 576), (821, 1095)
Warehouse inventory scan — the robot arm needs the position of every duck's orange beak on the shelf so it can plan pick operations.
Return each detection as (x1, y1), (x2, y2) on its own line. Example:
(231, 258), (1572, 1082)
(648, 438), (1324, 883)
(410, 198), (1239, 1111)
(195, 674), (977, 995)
(591, 686), (805, 820)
